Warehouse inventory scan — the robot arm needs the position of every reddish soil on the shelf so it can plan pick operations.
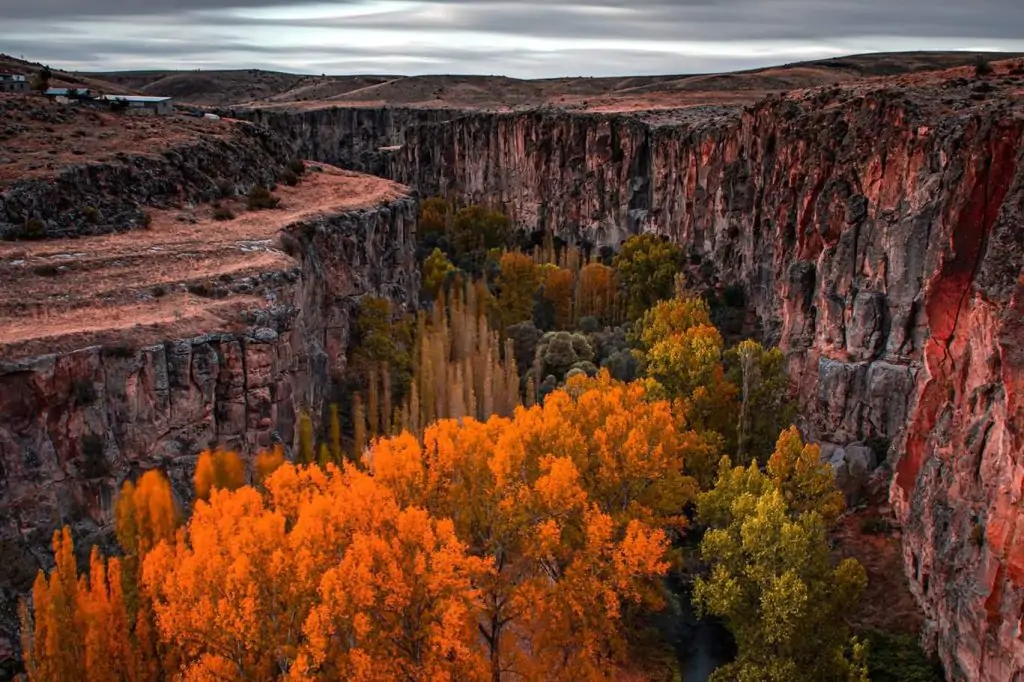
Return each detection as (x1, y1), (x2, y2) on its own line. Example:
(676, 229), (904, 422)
(0, 94), (236, 186)
(0, 166), (406, 360)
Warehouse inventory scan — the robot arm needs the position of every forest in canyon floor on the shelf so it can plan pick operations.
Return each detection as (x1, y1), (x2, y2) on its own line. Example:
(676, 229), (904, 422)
(19, 199), (941, 682)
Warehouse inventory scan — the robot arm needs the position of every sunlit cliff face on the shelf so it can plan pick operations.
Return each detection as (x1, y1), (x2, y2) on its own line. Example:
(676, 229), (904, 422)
(2, 0), (1024, 76)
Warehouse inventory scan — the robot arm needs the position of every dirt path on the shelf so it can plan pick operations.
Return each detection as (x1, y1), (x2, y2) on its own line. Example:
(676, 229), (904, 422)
(0, 165), (407, 360)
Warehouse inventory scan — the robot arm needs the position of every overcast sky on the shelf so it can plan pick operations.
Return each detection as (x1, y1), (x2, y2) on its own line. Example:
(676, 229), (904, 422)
(2, 1), (1024, 77)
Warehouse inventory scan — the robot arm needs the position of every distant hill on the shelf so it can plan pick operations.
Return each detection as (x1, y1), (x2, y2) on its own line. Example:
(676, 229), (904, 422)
(8, 50), (1022, 109)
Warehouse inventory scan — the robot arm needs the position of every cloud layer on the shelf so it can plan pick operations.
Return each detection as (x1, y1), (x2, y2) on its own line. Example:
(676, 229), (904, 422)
(2, 0), (1023, 77)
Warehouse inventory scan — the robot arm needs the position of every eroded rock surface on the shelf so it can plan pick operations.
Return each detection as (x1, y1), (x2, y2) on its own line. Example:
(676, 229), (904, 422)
(0, 190), (418, 666)
(242, 67), (1024, 680)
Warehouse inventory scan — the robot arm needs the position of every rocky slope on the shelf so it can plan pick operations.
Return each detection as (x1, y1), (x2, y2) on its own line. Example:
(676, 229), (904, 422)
(0, 95), (293, 240)
(241, 64), (1024, 680)
(0, 170), (418, 667)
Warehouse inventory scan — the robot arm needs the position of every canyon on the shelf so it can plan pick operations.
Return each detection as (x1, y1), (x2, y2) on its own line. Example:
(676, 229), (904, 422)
(0, 54), (1022, 680)
(235, 63), (1024, 681)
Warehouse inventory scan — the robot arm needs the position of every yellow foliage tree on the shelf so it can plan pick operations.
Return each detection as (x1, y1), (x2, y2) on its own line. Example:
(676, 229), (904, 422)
(495, 251), (539, 330)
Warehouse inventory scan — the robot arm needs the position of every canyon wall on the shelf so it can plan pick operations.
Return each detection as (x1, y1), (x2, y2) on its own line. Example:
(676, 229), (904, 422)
(1, 121), (291, 239)
(251, 85), (1024, 680)
(0, 196), (418, 666)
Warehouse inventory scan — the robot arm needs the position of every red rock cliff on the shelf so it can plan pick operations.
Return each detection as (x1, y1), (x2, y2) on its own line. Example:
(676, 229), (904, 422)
(250, 74), (1024, 680)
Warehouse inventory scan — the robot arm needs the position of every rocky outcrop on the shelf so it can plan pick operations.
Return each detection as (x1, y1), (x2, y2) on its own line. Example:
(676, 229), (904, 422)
(0, 194), (418, 667)
(249, 77), (1024, 680)
(0, 121), (291, 239)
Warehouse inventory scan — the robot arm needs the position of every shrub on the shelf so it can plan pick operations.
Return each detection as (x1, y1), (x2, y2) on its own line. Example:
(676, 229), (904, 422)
(32, 264), (60, 277)
(280, 169), (300, 187)
(217, 180), (235, 198)
(860, 516), (891, 535)
(213, 206), (235, 221)
(140, 212), (153, 230)
(279, 232), (302, 258)
(83, 206), (100, 224)
(72, 379), (98, 404)
(187, 282), (213, 298)
(288, 159), (307, 176)
(971, 521), (986, 548)
(974, 55), (993, 77)
(861, 630), (943, 682)
(80, 434), (108, 479)
(8, 219), (46, 241)
(248, 186), (281, 210)
(102, 344), (136, 359)
(152, 284), (169, 298)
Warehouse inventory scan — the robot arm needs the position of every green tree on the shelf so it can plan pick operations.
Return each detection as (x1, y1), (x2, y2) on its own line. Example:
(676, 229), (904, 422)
(695, 430), (867, 682)
(613, 234), (683, 321)
(725, 340), (795, 466)
(451, 205), (511, 259)
(422, 247), (456, 300)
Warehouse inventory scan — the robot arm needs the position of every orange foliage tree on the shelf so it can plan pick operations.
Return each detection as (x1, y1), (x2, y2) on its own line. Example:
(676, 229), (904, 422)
(194, 448), (246, 500)
(23, 375), (713, 681)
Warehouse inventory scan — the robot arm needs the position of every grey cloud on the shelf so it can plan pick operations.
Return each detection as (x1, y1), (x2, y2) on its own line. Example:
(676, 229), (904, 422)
(3, 1), (1023, 40)
(2, 0), (1024, 77)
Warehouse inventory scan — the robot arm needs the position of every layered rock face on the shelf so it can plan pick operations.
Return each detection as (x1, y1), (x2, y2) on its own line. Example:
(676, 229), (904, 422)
(254, 79), (1024, 680)
(0, 195), (418, 664)
(0, 121), (291, 239)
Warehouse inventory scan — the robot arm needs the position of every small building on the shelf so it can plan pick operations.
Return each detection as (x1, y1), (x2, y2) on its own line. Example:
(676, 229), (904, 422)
(0, 73), (28, 93)
(44, 87), (92, 103)
(96, 94), (174, 116)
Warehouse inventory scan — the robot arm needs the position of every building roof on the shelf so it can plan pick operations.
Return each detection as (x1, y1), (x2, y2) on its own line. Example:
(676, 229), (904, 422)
(97, 94), (172, 103)
(44, 88), (91, 96)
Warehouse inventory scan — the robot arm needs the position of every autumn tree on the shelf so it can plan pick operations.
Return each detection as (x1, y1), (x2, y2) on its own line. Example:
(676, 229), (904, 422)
(422, 247), (457, 300)
(613, 234), (683, 321)
(694, 429), (867, 682)
(194, 449), (246, 500)
(539, 266), (575, 330)
(298, 410), (316, 464)
(402, 372), (707, 680)
(724, 339), (795, 465)
(495, 251), (539, 331)
(451, 205), (511, 261)
(576, 263), (618, 325)
(419, 197), (453, 238)
(115, 470), (179, 558)
(21, 529), (153, 682)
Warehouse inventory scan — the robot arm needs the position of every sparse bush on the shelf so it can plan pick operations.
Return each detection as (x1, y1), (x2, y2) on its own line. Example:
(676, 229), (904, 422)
(578, 316), (600, 334)
(187, 282), (213, 298)
(861, 629), (943, 682)
(32, 263), (60, 276)
(288, 159), (307, 176)
(8, 219), (46, 241)
(217, 180), (235, 198)
(83, 206), (100, 224)
(971, 521), (986, 548)
(140, 212), (153, 230)
(860, 516), (891, 535)
(279, 232), (302, 258)
(974, 55), (994, 77)
(72, 379), (98, 404)
(248, 186), (281, 210)
(80, 434), (107, 478)
(280, 169), (300, 187)
(152, 284), (169, 298)
(213, 206), (235, 221)
(102, 344), (136, 358)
